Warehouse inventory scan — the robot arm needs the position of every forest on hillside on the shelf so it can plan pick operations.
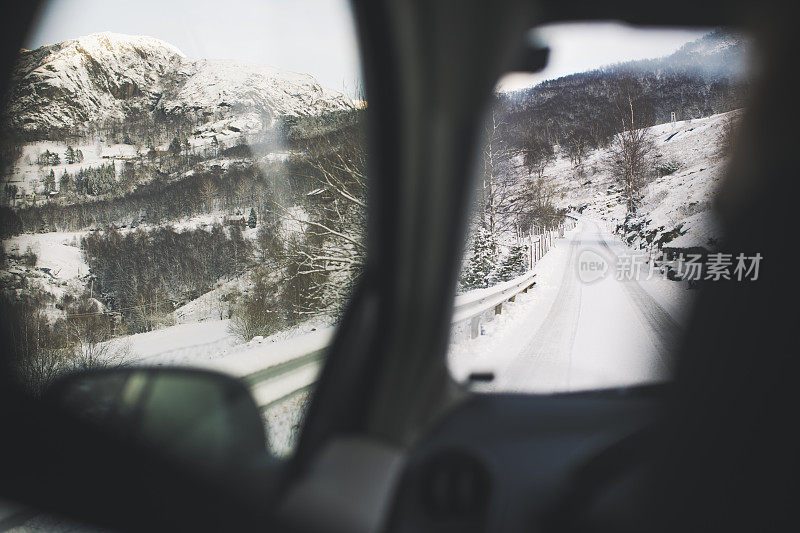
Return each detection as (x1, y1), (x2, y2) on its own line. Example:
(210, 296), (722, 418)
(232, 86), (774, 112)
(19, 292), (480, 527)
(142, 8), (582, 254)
(1, 111), (369, 393)
(498, 31), (748, 168)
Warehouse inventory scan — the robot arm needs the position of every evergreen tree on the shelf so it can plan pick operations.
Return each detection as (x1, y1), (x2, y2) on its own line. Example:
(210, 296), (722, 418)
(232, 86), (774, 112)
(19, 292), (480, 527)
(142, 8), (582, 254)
(59, 170), (70, 194)
(496, 245), (528, 282)
(4, 183), (17, 202)
(45, 170), (56, 192)
(65, 145), (75, 164)
(36, 150), (62, 166)
(75, 149), (84, 163)
(460, 226), (498, 290)
(169, 136), (181, 156)
(82, 163), (117, 196)
(247, 208), (257, 228)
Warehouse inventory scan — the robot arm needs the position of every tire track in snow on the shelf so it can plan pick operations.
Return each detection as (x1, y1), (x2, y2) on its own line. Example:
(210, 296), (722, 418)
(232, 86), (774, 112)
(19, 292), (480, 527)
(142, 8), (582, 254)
(135, 335), (236, 364)
(595, 228), (680, 374)
(503, 238), (583, 392)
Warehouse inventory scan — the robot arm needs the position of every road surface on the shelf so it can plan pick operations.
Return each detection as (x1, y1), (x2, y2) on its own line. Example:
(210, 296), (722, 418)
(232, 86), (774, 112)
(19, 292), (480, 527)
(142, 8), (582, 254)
(492, 218), (683, 393)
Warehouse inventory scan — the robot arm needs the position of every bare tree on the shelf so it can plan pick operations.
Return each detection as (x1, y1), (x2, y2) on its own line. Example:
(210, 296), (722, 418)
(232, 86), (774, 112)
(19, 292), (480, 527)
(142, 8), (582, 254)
(274, 124), (368, 317)
(606, 80), (656, 214)
(478, 107), (519, 236)
(515, 176), (561, 231)
(199, 177), (217, 212)
(481, 109), (502, 234)
(65, 297), (113, 368)
(230, 268), (283, 341)
(564, 129), (590, 170)
(518, 124), (555, 180)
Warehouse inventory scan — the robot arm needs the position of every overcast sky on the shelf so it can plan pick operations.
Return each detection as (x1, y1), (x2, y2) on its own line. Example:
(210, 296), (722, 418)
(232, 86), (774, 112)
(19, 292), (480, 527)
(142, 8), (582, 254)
(25, 0), (363, 96)
(499, 23), (710, 92)
(25, 1), (708, 97)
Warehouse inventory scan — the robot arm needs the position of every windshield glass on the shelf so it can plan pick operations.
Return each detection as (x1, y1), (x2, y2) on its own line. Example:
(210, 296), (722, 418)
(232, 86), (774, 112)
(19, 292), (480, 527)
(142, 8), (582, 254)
(448, 23), (752, 393)
(0, 0), (364, 458)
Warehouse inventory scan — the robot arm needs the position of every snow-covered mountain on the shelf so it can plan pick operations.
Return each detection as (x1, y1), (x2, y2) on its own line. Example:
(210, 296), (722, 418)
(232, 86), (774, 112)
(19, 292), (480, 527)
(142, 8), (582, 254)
(653, 29), (750, 80)
(4, 32), (353, 138)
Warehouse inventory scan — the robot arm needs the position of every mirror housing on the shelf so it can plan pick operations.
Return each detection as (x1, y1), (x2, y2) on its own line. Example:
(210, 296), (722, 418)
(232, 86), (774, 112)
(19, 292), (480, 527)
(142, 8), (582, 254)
(45, 367), (267, 468)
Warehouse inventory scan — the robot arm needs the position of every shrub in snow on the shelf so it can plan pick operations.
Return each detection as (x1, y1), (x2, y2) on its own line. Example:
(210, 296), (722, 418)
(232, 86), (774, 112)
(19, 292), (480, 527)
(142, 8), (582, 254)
(230, 268), (284, 342)
(655, 159), (682, 176)
(21, 247), (37, 267)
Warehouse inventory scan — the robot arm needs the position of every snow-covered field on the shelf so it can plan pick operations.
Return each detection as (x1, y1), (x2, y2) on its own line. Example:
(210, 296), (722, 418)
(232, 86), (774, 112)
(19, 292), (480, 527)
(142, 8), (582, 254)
(3, 231), (88, 279)
(2, 231), (90, 317)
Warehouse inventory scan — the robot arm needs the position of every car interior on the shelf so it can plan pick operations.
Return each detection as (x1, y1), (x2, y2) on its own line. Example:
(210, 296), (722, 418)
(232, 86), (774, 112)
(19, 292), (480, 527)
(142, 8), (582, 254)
(0, 0), (796, 532)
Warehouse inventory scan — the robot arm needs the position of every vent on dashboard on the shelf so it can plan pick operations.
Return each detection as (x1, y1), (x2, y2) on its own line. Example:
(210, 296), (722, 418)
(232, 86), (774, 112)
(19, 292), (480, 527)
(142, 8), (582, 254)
(418, 449), (492, 519)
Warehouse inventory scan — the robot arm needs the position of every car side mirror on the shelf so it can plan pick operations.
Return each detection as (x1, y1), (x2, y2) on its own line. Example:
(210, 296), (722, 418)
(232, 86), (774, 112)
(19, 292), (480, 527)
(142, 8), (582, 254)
(45, 367), (267, 468)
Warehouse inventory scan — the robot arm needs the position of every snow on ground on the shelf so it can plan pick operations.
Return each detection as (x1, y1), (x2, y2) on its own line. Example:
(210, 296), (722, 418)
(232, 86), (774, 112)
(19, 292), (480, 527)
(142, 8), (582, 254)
(6, 140), (139, 195)
(548, 110), (737, 251)
(0, 209), (264, 322)
(2, 231), (90, 313)
(132, 209), (260, 238)
(263, 390), (309, 457)
(449, 217), (694, 393)
(105, 313), (332, 368)
(106, 319), (238, 366)
(3, 231), (88, 280)
(173, 278), (245, 324)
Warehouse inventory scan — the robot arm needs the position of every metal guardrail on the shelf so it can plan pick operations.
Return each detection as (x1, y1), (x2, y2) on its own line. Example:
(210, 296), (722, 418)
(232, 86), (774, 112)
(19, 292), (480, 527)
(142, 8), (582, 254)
(198, 327), (332, 410)
(452, 270), (538, 337)
(244, 348), (326, 410)
(452, 269), (537, 320)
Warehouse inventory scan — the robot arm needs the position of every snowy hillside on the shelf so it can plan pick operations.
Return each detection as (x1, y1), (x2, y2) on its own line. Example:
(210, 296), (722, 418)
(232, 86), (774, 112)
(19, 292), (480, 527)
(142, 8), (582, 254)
(5, 32), (353, 137)
(547, 110), (739, 252)
(665, 29), (750, 79)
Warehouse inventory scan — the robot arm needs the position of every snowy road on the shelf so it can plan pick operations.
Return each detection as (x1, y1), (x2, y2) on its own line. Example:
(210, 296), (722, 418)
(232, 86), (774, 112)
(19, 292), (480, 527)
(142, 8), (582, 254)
(465, 219), (685, 393)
